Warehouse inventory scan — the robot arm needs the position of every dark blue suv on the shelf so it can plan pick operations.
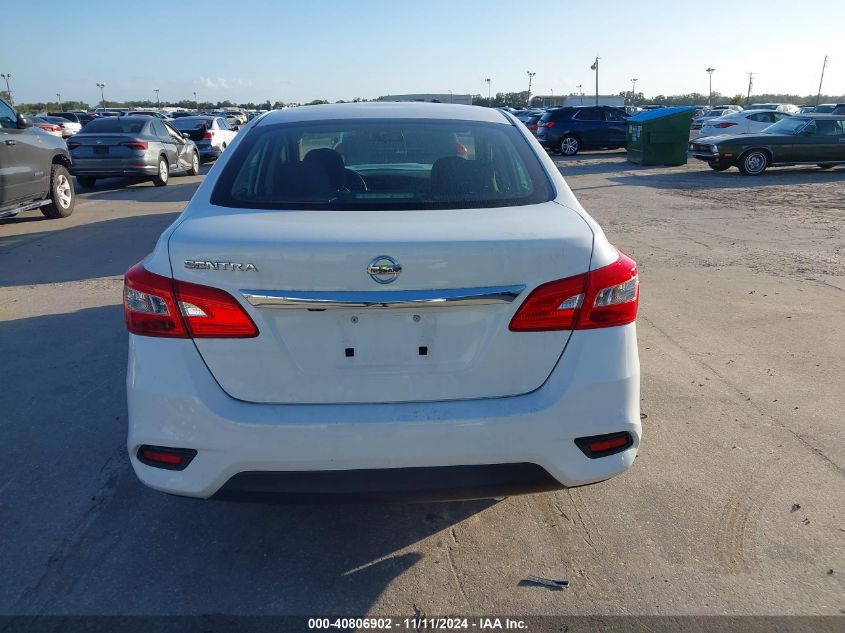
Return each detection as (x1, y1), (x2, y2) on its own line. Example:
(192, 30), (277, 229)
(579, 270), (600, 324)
(536, 106), (630, 155)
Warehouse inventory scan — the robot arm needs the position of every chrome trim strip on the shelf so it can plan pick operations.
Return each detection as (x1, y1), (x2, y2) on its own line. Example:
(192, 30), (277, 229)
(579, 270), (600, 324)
(241, 285), (526, 309)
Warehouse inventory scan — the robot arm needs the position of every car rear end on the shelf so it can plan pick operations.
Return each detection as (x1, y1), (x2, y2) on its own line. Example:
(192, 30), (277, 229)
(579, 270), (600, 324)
(125, 104), (640, 502)
(173, 117), (221, 161)
(68, 117), (160, 178)
(535, 109), (565, 149)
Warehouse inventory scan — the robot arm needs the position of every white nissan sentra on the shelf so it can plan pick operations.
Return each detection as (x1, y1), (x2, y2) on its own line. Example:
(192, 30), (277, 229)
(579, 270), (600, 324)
(124, 102), (641, 502)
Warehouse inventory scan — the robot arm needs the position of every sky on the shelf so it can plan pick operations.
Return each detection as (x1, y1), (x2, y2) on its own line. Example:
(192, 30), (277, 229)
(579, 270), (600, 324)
(2, 0), (843, 105)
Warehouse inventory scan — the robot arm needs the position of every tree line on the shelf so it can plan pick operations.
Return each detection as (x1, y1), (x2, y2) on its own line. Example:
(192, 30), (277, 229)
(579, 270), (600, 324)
(4, 89), (843, 113)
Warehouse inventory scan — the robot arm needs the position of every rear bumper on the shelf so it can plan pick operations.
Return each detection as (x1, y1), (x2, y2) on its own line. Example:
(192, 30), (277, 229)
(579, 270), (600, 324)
(197, 145), (222, 160)
(127, 324), (641, 500)
(70, 158), (159, 177)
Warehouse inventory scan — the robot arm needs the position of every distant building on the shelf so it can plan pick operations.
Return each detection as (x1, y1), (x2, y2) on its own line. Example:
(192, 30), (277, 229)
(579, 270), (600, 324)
(378, 93), (473, 106)
(532, 95), (625, 108)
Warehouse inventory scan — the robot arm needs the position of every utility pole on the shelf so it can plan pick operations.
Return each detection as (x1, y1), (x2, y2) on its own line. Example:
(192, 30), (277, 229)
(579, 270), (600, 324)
(816, 55), (829, 106)
(630, 78), (638, 104)
(706, 68), (715, 106)
(590, 57), (599, 105)
(576, 84), (583, 106)
(526, 70), (536, 108)
(448, 89), (453, 104)
(56, 93), (62, 110)
(154, 88), (160, 109)
(1, 73), (12, 105)
(745, 72), (755, 105)
(97, 83), (106, 109)
(193, 91), (198, 112)
(485, 78), (491, 107)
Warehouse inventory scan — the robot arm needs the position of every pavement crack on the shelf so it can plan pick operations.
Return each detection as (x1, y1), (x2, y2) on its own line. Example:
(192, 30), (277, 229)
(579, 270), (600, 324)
(444, 535), (470, 608)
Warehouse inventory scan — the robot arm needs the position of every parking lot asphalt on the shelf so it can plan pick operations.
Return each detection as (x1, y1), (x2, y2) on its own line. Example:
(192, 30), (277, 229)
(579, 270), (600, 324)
(1, 158), (843, 617)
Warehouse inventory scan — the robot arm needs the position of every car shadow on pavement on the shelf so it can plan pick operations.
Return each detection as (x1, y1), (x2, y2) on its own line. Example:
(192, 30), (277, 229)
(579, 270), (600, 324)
(1, 305), (496, 616)
(0, 212), (180, 287)
(78, 178), (203, 203)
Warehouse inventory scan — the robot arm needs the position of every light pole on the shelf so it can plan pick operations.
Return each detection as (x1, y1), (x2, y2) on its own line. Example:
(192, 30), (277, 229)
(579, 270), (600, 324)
(1, 73), (12, 105)
(526, 70), (536, 108)
(485, 78), (491, 107)
(96, 83), (106, 109)
(56, 93), (62, 110)
(705, 68), (715, 106)
(590, 57), (599, 105)
(193, 91), (198, 112)
(448, 89), (453, 104)
(630, 78), (638, 105)
(816, 55), (829, 106)
(154, 88), (160, 109)
(576, 84), (583, 106)
(745, 72), (755, 105)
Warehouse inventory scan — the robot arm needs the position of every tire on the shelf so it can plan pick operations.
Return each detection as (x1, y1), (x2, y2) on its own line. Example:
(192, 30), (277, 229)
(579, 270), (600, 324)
(559, 135), (580, 156)
(708, 161), (730, 172)
(738, 150), (768, 176)
(76, 176), (96, 188)
(152, 156), (169, 187)
(41, 164), (74, 219)
(186, 151), (200, 176)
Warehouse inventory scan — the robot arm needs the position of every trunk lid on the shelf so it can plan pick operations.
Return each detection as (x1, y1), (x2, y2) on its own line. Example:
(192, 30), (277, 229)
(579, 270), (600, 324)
(69, 134), (147, 159)
(168, 202), (594, 404)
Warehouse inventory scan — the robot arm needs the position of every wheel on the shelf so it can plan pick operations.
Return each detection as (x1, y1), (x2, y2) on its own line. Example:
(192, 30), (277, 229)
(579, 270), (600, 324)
(76, 176), (96, 188)
(186, 151), (200, 176)
(152, 156), (169, 187)
(559, 135), (580, 156)
(738, 150), (768, 176)
(41, 164), (74, 219)
(708, 161), (730, 172)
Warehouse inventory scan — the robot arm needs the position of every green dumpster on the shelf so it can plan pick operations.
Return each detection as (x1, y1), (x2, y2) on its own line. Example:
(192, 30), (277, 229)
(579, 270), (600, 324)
(627, 106), (696, 166)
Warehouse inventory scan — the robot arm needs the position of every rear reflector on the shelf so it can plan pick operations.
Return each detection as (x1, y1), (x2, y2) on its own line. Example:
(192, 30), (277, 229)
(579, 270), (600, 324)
(575, 432), (633, 458)
(137, 445), (197, 470)
(509, 249), (638, 331)
(123, 263), (258, 338)
(542, 121), (556, 128)
(713, 122), (738, 129)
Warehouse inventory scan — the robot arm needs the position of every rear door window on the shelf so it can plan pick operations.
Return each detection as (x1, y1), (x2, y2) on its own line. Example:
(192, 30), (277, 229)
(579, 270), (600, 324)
(574, 108), (602, 121)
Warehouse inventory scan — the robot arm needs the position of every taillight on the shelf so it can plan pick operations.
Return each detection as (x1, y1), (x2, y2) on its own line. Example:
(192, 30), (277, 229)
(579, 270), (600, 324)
(529, 123), (538, 131)
(713, 122), (737, 129)
(509, 249), (638, 332)
(203, 131), (214, 140)
(542, 121), (556, 128)
(119, 141), (149, 150)
(137, 445), (197, 470)
(123, 263), (258, 338)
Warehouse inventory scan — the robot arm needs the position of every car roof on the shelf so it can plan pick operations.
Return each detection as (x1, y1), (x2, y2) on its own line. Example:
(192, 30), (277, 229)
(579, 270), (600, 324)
(256, 102), (511, 126)
(800, 114), (845, 119)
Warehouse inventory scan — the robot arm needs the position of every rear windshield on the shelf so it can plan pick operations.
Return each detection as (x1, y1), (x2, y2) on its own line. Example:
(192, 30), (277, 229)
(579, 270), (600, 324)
(173, 117), (213, 130)
(81, 118), (147, 134)
(211, 119), (553, 210)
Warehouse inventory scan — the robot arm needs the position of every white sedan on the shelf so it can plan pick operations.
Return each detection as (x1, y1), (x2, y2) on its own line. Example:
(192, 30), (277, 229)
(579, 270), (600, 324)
(699, 109), (792, 138)
(170, 115), (238, 163)
(123, 102), (641, 502)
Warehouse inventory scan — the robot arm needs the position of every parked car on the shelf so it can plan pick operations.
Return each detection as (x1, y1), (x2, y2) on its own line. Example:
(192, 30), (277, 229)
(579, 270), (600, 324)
(41, 112), (82, 138)
(67, 115), (200, 188)
(698, 110), (792, 138)
(123, 102), (642, 501)
(536, 105), (629, 155)
(831, 104), (845, 115)
(78, 113), (100, 127)
(748, 103), (799, 114)
(169, 111), (197, 119)
(0, 97), (75, 219)
(170, 115), (237, 163)
(214, 111), (244, 129)
(689, 114), (845, 174)
(29, 116), (65, 137)
(48, 111), (83, 127)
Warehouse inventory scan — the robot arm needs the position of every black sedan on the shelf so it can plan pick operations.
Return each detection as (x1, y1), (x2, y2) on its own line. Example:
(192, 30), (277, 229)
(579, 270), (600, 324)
(690, 114), (845, 175)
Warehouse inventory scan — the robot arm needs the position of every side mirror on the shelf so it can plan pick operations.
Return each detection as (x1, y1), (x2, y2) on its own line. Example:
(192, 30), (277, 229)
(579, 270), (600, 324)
(16, 112), (32, 129)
